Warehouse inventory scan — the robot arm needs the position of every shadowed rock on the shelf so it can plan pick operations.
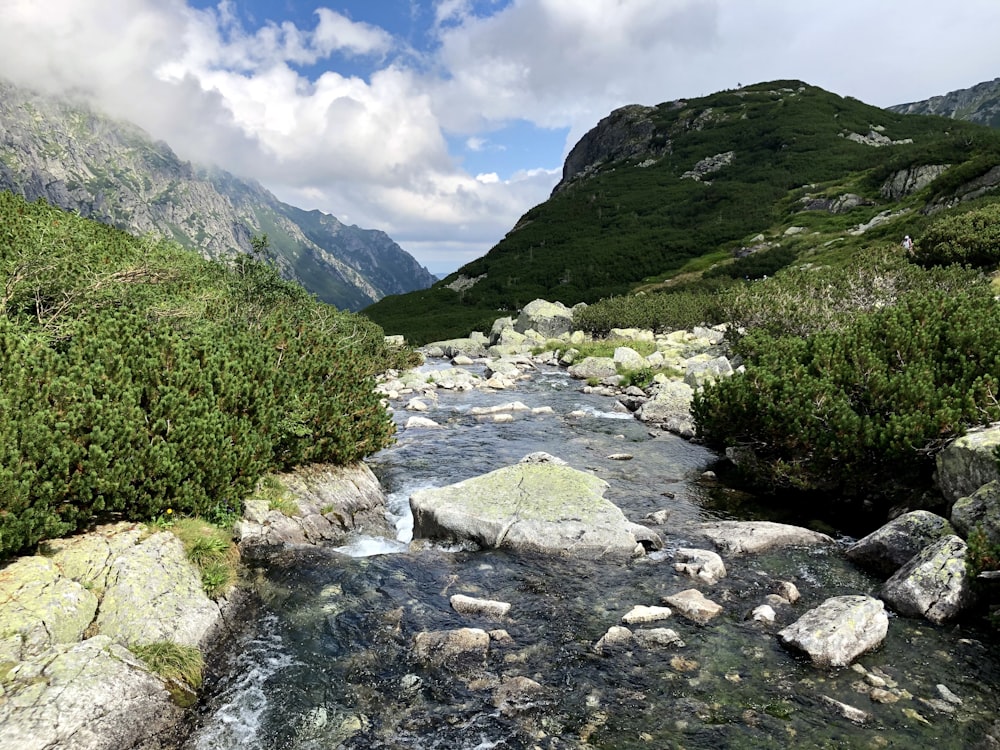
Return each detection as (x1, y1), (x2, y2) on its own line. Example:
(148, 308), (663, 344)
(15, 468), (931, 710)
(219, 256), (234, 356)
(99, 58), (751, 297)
(846, 510), (954, 576)
(881, 535), (973, 624)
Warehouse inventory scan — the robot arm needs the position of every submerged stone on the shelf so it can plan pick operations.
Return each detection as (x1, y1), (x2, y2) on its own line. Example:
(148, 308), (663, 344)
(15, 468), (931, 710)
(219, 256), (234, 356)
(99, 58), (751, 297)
(778, 595), (888, 668)
(662, 589), (723, 625)
(699, 520), (834, 554)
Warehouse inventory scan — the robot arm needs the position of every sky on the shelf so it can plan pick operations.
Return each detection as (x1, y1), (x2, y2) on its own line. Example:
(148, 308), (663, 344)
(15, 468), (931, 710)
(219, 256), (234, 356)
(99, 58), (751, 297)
(1, 1), (999, 276)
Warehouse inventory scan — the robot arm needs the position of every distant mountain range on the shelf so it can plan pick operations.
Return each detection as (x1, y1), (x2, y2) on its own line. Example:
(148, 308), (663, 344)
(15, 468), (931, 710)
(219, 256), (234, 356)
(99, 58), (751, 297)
(889, 78), (1000, 128)
(0, 79), (436, 310)
(364, 79), (1000, 344)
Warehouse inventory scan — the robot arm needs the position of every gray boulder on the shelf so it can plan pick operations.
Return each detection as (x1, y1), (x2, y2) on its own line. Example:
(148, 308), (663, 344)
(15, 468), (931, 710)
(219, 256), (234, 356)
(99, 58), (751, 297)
(951, 480), (1000, 545)
(424, 337), (488, 359)
(513, 299), (575, 338)
(413, 628), (490, 668)
(699, 521), (835, 554)
(778, 595), (888, 668)
(409, 463), (658, 558)
(846, 510), (955, 576)
(662, 589), (723, 625)
(567, 356), (617, 381)
(673, 548), (727, 585)
(613, 346), (646, 371)
(683, 356), (734, 388)
(635, 381), (694, 424)
(97, 532), (220, 649)
(0, 635), (180, 750)
(935, 424), (1000, 504)
(881, 535), (973, 624)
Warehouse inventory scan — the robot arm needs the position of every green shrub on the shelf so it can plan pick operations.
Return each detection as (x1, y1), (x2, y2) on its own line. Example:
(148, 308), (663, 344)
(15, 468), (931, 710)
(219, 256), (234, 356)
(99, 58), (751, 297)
(0, 192), (403, 559)
(694, 284), (1000, 497)
(913, 203), (1000, 268)
(574, 289), (725, 336)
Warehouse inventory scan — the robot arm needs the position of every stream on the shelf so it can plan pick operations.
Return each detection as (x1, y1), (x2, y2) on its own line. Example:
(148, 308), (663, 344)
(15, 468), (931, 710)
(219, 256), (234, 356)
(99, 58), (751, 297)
(179, 365), (1000, 749)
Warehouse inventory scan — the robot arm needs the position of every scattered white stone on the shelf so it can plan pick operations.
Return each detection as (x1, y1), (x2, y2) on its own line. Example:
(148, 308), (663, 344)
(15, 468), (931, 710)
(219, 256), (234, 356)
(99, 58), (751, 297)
(405, 416), (442, 429)
(450, 594), (511, 619)
(405, 398), (430, 412)
(594, 625), (634, 654)
(607, 453), (634, 461)
(937, 684), (963, 706)
(751, 604), (776, 624)
(775, 581), (800, 603)
(634, 628), (685, 649)
(531, 406), (554, 415)
(663, 589), (723, 625)
(820, 695), (869, 725)
(622, 605), (673, 625)
(674, 548), (727, 585)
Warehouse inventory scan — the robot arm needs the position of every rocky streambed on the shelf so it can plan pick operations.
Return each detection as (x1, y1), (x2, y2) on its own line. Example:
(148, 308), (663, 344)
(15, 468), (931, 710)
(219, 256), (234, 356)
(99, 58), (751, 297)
(5, 299), (1000, 749)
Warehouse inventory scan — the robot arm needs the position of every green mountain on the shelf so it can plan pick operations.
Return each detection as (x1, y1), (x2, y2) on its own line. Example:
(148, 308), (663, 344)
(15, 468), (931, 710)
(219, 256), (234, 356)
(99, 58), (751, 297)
(364, 80), (1000, 343)
(0, 79), (437, 310)
(889, 78), (1000, 128)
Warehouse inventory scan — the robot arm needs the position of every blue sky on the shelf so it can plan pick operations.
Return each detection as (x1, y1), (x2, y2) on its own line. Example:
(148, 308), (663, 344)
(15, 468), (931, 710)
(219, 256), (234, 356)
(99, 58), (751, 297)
(2, 1), (1000, 275)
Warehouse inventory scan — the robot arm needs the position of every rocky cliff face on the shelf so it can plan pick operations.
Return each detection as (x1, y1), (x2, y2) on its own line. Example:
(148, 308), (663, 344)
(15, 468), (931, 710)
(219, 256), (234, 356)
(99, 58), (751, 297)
(889, 78), (1000, 128)
(0, 79), (436, 310)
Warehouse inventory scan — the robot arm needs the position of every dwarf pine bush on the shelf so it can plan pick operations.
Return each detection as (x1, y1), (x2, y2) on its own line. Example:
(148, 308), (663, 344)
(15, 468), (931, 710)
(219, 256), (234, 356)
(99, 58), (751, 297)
(0, 193), (405, 558)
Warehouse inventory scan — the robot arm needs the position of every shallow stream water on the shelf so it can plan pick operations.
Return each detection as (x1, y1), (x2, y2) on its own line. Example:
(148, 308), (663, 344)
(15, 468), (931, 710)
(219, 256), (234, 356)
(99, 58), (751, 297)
(180, 366), (1000, 749)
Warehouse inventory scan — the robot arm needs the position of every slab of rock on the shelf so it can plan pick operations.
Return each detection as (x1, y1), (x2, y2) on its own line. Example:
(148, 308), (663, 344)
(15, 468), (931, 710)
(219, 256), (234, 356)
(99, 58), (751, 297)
(567, 356), (617, 381)
(674, 548), (727, 584)
(594, 625), (634, 654)
(935, 424), (1000, 504)
(846, 510), (955, 576)
(0, 556), (99, 660)
(683, 356), (734, 388)
(492, 676), (545, 716)
(635, 381), (694, 425)
(413, 628), (490, 667)
(46, 522), (145, 595)
(410, 463), (656, 558)
(622, 605), (673, 625)
(634, 628), (685, 649)
(699, 521), (834, 554)
(513, 299), (574, 338)
(0, 635), (180, 750)
(97, 532), (220, 649)
(951, 480), (1000, 546)
(881, 535), (973, 624)
(662, 589), (723, 625)
(778, 595), (888, 668)
(450, 594), (511, 619)
(405, 416), (442, 429)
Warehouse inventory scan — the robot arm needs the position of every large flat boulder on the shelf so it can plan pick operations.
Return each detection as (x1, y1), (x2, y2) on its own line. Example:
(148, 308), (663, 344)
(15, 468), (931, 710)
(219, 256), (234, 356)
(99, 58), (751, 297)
(935, 424), (1000, 504)
(96, 532), (220, 648)
(778, 595), (888, 668)
(699, 521), (834, 554)
(410, 462), (657, 557)
(881, 535), (973, 624)
(513, 299), (574, 338)
(0, 635), (179, 750)
(846, 510), (955, 576)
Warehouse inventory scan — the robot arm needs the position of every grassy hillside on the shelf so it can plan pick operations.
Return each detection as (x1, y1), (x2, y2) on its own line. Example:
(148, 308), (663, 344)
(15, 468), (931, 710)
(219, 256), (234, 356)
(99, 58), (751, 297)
(364, 81), (1000, 343)
(0, 191), (413, 559)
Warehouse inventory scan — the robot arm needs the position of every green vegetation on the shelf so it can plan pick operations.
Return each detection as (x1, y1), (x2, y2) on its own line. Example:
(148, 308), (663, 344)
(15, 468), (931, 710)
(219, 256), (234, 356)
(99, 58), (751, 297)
(168, 518), (240, 599)
(0, 191), (409, 559)
(913, 202), (1000, 267)
(364, 81), (1000, 344)
(132, 641), (205, 698)
(691, 246), (1000, 501)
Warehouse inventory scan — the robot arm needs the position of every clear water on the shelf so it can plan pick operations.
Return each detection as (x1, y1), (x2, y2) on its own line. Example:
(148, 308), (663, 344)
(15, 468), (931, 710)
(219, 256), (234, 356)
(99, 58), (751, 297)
(180, 366), (1000, 749)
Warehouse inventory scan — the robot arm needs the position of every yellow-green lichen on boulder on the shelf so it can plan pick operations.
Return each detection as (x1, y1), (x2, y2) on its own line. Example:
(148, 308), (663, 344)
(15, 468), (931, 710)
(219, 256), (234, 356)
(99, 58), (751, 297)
(935, 424), (1000, 504)
(409, 461), (658, 558)
(0, 556), (98, 659)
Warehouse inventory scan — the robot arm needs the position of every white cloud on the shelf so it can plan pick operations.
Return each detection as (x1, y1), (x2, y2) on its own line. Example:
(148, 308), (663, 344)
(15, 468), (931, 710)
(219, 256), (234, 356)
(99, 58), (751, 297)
(1, 0), (999, 275)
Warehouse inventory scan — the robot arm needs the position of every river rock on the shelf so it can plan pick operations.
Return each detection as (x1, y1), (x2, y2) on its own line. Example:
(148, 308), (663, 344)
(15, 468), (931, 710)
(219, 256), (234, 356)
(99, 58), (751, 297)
(846, 510), (955, 576)
(485, 359), (524, 380)
(96, 531), (220, 648)
(673, 548), (727, 584)
(237, 463), (392, 548)
(633, 628), (685, 649)
(568, 356), (618, 381)
(425, 338), (488, 359)
(413, 627), (490, 667)
(683, 356), (734, 388)
(699, 520), (834, 554)
(635, 381), (694, 425)
(752, 604), (776, 624)
(450, 594), (511, 619)
(777, 595), (888, 667)
(951, 480), (1000, 546)
(405, 416), (442, 429)
(513, 299), (575, 338)
(409, 462), (659, 557)
(492, 676), (546, 715)
(662, 589), (723, 625)
(0, 556), (98, 659)
(881, 535), (973, 624)
(594, 625), (634, 654)
(935, 423), (1000, 504)
(622, 605), (673, 625)
(613, 346), (646, 371)
(0, 635), (180, 750)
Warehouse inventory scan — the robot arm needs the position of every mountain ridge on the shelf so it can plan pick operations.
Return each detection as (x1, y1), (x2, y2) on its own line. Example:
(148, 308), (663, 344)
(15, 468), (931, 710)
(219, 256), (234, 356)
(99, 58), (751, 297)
(889, 78), (1000, 128)
(364, 80), (1000, 343)
(0, 79), (436, 310)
